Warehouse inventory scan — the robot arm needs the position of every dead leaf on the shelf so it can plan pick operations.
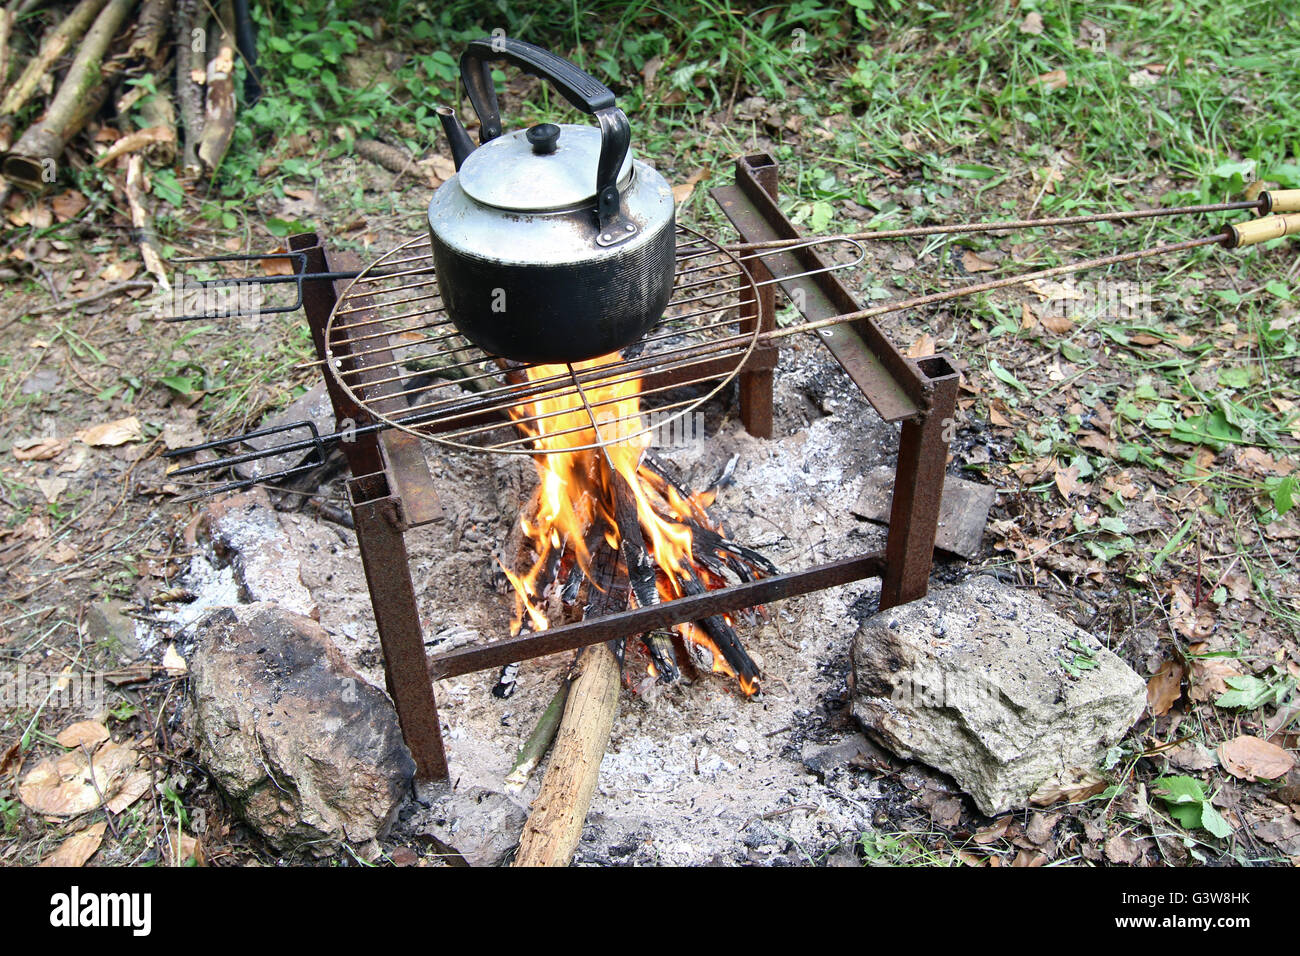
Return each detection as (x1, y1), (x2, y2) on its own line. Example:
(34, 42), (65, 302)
(37, 822), (107, 867)
(1030, 768), (1108, 806)
(76, 416), (142, 447)
(105, 771), (151, 813)
(48, 543), (79, 564)
(1188, 657), (1243, 702)
(12, 436), (66, 461)
(907, 332), (936, 358)
(1054, 462), (1080, 499)
(641, 54), (663, 92)
(162, 643), (188, 675)
(1019, 11), (1045, 35)
(1011, 849), (1048, 866)
(1146, 659), (1185, 717)
(973, 816), (1011, 844)
(1025, 812), (1057, 845)
(17, 741), (141, 816)
(1218, 736), (1295, 781)
(101, 258), (140, 282)
(35, 477), (68, 503)
(961, 249), (997, 273)
(671, 167), (709, 205)
(1170, 583), (1214, 640)
(55, 721), (109, 750)
(1040, 311), (1073, 335)
(1020, 302), (1039, 331)
(1031, 69), (1069, 90)
(260, 246), (295, 277)
(169, 829), (205, 866)
(51, 190), (88, 222)
(1104, 833), (1142, 864)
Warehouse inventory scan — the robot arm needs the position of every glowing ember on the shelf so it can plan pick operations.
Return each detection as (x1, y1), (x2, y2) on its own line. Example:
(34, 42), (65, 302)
(501, 352), (767, 695)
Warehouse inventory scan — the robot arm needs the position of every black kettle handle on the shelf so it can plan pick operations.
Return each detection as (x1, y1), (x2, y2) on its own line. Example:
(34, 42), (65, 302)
(460, 36), (630, 227)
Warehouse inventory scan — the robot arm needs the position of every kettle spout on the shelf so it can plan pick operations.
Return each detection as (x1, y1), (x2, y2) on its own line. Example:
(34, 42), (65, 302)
(437, 107), (476, 171)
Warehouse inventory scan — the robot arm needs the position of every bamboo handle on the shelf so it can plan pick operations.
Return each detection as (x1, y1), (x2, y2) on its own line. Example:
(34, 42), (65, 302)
(1223, 214), (1300, 248)
(1261, 190), (1300, 214)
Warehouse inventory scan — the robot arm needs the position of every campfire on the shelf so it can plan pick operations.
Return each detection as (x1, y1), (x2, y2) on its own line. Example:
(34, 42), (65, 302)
(498, 353), (776, 696)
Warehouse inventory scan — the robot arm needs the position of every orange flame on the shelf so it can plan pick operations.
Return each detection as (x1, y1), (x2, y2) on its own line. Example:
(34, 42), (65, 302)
(502, 353), (756, 695)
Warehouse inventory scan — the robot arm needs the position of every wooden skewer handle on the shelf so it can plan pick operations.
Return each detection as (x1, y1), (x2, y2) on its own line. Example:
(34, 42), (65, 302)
(1261, 190), (1300, 214)
(1224, 214), (1300, 248)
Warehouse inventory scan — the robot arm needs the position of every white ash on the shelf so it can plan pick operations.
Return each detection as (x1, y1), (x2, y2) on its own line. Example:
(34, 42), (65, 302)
(179, 341), (914, 864)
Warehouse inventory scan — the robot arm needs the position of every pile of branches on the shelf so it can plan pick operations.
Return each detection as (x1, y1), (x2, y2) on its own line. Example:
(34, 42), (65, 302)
(0, 0), (255, 202)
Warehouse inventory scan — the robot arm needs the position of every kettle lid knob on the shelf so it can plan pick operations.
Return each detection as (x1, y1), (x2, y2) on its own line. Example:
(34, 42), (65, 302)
(525, 123), (561, 155)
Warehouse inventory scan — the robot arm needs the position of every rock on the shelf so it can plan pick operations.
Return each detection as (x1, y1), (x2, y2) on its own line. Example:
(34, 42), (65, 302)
(189, 603), (414, 855)
(402, 782), (529, 867)
(83, 600), (140, 662)
(851, 576), (1147, 815)
(200, 490), (318, 619)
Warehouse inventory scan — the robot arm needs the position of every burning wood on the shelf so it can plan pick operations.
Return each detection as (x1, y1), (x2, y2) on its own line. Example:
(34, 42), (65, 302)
(499, 352), (773, 696)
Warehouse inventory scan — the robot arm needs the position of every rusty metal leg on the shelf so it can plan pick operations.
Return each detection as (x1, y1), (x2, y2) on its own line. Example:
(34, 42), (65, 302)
(879, 355), (960, 611)
(735, 156), (778, 439)
(349, 472), (449, 781)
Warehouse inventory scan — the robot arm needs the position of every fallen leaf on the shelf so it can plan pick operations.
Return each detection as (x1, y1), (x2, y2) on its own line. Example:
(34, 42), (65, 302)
(37, 822), (107, 867)
(260, 247), (295, 277)
(35, 477), (68, 503)
(50, 190), (88, 222)
(101, 258), (140, 282)
(1030, 768), (1108, 806)
(162, 643), (188, 675)
(1054, 462), (1080, 499)
(169, 829), (205, 866)
(18, 741), (141, 816)
(961, 249), (997, 273)
(1170, 583), (1215, 640)
(1019, 11), (1045, 35)
(1147, 659), (1185, 716)
(1218, 735), (1295, 781)
(48, 543), (79, 564)
(1025, 812), (1057, 845)
(1031, 69), (1069, 90)
(76, 416), (142, 447)
(907, 332), (936, 358)
(641, 54), (663, 92)
(672, 167), (709, 205)
(55, 721), (109, 750)
(973, 816), (1011, 844)
(1104, 833), (1142, 864)
(1040, 311), (1073, 335)
(1188, 657), (1243, 702)
(1020, 302), (1039, 331)
(105, 771), (151, 813)
(12, 436), (66, 461)
(1011, 849), (1048, 867)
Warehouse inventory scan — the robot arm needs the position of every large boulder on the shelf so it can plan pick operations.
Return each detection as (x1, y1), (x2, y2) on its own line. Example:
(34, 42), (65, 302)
(852, 576), (1146, 815)
(189, 603), (414, 854)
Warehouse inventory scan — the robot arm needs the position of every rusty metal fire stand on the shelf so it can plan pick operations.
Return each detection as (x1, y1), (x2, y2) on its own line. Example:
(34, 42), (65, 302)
(199, 153), (962, 782)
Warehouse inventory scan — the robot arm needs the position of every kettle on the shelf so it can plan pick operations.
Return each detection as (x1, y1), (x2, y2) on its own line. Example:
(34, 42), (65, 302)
(428, 37), (676, 364)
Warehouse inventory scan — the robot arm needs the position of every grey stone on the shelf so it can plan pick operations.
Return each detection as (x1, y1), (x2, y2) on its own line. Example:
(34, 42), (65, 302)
(233, 382), (336, 481)
(201, 490), (317, 619)
(406, 781), (528, 867)
(851, 575), (1147, 815)
(189, 602), (414, 855)
(83, 600), (140, 662)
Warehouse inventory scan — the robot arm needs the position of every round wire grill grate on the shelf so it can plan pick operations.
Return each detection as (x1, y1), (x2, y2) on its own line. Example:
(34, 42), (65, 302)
(323, 225), (762, 455)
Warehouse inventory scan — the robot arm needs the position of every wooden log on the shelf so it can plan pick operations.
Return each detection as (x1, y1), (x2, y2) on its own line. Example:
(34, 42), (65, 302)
(512, 644), (620, 867)
(136, 80), (177, 166)
(126, 0), (173, 64)
(0, 0), (110, 153)
(512, 540), (626, 867)
(174, 0), (204, 176)
(195, 1), (234, 176)
(122, 154), (170, 290)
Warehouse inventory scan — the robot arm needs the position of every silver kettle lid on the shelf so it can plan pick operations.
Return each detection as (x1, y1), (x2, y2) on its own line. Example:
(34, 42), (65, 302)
(456, 123), (634, 212)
